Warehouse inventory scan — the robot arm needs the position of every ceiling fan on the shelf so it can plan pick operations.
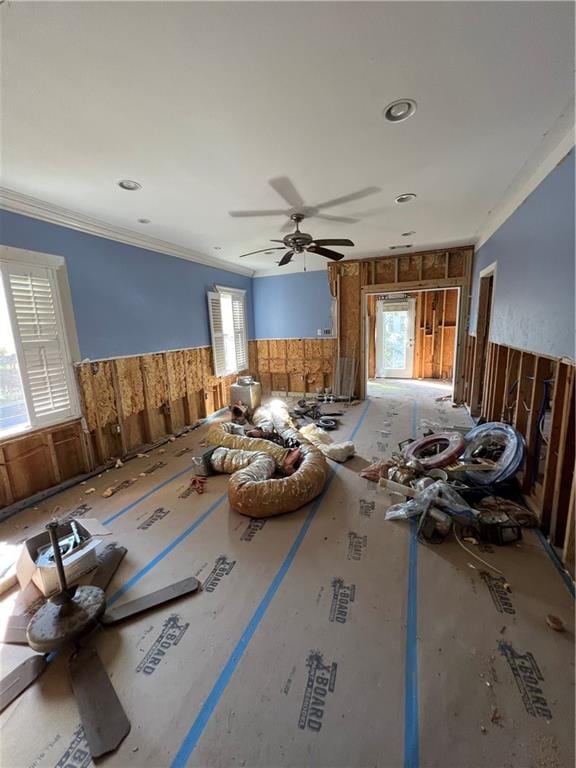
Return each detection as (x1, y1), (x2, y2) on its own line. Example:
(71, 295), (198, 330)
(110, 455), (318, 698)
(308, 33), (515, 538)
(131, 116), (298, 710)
(239, 213), (355, 266)
(0, 521), (200, 759)
(229, 176), (381, 232)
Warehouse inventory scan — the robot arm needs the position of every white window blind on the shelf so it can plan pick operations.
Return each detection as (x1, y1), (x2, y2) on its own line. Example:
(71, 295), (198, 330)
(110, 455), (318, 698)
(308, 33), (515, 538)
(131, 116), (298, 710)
(207, 288), (248, 378)
(1, 262), (76, 429)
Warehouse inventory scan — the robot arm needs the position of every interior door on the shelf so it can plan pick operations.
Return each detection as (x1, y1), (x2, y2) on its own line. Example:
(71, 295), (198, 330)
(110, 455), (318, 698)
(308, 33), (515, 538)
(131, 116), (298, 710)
(375, 298), (416, 378)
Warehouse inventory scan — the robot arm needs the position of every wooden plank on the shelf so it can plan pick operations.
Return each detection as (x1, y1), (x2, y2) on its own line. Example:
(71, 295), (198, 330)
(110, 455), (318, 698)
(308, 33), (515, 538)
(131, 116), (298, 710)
(521, 356), (553, 493)
(110, 361), (128, 456)
(549, 369), (575, 546)
(513, 353), (535, 437)
(562, 472), (576, 577)
(0, 446), (14, 507)
(541, 362), (572, 530)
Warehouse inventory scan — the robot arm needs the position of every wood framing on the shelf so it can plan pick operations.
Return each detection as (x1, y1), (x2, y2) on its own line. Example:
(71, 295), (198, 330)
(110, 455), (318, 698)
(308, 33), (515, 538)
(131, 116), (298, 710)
(0, 420), (90, 507)
(463, 336), (575, 575)
(251, 338), (335, 396)
(328, 246), (474, 401)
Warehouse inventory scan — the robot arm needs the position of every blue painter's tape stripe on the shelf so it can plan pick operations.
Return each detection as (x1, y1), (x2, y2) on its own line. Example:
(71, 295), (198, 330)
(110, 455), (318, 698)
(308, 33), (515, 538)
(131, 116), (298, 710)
(107, 492), (228, 605)
(404, 517), (419, 768)
(103, 465), (195, 526)
(170, 398), (372, 767)
(404, 397), (419, 768)
(534, 528), (575, 598)
(102, 409), (228, 527)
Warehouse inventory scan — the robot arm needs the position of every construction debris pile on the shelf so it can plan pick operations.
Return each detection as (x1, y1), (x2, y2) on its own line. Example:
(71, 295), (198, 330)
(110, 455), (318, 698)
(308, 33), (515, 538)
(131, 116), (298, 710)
(361, 421), (535, 548)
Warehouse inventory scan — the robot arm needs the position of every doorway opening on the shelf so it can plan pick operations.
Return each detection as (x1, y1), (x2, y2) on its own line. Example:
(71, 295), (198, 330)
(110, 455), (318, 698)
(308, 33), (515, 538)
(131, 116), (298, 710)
(468, 264), (495, 416)
(366, 287), (460, 398)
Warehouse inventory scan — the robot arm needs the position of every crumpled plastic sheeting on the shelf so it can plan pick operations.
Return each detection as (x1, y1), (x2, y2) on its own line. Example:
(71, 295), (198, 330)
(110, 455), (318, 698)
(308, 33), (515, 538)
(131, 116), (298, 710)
(228, 402), (329, 518)
(384, 480), (476, 521)
(299, 422), (356, 463)
(206, 421), (288, 468)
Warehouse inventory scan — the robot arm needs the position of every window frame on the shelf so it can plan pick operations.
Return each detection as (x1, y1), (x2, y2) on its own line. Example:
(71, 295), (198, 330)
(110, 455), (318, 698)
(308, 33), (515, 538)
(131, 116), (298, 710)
(0, 246), (81, 437)
(208, 285), (249, 378)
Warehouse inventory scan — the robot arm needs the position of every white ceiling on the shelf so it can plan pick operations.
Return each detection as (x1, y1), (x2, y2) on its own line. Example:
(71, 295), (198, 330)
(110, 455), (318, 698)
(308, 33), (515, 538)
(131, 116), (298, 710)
(1, 2), (574, 275)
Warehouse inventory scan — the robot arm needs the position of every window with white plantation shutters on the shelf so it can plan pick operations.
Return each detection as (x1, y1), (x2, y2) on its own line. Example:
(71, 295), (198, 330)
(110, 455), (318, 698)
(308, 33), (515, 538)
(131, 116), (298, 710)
(207, 287), (248, 378)
(1, 261), (77, 430)
(231, 292), (248, 371)
(207, 291), (227, 377)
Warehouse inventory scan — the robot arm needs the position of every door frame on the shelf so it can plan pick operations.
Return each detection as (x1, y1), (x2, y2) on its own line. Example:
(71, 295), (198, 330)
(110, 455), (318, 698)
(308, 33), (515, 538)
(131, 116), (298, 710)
(375, 297), (416, 378)
(362, 283), (465, 399)
(469, 262), (497, 416)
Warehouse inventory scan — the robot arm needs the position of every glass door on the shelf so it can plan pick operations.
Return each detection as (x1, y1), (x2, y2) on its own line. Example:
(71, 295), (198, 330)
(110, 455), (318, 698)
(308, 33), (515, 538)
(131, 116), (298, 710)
(375, 299), (416, 378)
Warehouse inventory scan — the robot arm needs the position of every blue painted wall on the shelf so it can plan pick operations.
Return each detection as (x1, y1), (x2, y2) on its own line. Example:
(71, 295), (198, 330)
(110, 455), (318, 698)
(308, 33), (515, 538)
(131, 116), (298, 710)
(253, 270), (332, 339)
(0, 210), (254, 360)
(470, 150), (575, 360)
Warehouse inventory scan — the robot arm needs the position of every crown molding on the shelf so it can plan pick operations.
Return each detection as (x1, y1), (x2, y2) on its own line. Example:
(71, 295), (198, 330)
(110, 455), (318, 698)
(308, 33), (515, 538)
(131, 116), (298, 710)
(0, 187), (255, 278)
(476, 100), (575, 250)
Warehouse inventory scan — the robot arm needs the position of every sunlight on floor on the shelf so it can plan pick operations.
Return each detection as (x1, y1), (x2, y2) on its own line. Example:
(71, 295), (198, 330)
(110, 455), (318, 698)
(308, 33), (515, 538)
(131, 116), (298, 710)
(367, 378), (453, 398)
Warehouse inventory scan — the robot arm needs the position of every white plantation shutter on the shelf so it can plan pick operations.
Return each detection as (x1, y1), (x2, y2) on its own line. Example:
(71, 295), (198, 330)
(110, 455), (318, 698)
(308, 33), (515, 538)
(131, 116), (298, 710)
(231, 292), (248, 371)
(207, 291), (228, 377)
(208, 287), (249, 377)
(2, 262), (76, 427)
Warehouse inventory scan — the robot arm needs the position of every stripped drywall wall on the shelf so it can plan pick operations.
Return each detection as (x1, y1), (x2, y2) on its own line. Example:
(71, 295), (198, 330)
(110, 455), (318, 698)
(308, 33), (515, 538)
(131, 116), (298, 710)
(0, 210), (254, 360)
(253, 270), (332, 339)
(470, 149), (575, 360)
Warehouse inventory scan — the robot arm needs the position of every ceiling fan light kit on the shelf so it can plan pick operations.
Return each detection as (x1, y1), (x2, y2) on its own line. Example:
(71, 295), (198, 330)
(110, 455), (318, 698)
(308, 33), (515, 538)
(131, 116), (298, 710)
(238, 213), (355, 266)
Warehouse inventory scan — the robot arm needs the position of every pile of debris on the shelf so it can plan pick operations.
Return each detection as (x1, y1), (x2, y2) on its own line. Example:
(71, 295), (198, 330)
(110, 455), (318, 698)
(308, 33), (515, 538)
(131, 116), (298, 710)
(361, 421), (537, 549)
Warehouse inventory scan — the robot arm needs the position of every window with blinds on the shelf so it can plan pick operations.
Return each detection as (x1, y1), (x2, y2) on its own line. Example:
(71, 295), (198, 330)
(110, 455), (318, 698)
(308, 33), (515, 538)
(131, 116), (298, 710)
(207, 288), (248, 378)
(0, 260), (77, 435)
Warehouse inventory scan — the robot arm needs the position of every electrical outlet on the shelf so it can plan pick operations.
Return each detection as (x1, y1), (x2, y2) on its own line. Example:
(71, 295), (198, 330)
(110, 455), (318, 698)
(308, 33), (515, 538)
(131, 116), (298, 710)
(317, 328), (333, 337)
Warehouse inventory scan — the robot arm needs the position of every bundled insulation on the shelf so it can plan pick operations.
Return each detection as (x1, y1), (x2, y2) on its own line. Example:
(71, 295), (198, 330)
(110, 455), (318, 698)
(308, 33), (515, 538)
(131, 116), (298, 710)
(206, 421), (289, 468)
(226, 402), (329, 518)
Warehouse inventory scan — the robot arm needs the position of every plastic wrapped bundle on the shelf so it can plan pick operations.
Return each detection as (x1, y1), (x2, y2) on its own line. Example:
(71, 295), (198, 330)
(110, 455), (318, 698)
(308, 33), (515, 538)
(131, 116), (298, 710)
(462, 422), (526, 485)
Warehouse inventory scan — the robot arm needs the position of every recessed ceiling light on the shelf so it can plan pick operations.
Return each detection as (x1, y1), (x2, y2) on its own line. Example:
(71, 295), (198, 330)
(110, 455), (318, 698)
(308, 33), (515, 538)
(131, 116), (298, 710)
(118, 179), (141, 191)
(395, 193), (417, 204)
(137, 218), (150, 224)
(383, 99), (417, 123)
(402, 231), (416, 237)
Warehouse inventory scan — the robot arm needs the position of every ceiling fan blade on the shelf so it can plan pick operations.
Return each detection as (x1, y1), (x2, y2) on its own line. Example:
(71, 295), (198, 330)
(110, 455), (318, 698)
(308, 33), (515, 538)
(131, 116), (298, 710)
(280, 218), (295, 233)
(69, 646), (130, 758)
(312, 238), (354, 247)
(0, 654), (47, 712)
(228, 209), (288, 218)
(101, 576), (200, 625)
(1, 615), (30, 645)
(269, 239), (286, 243)
(278, 251), (294, 267)
(315, 213), (359, 224)
(269, 176), (305, 208)
(91, 545), (127, 592)
(316, 186), (381, 210)
(308, 245), (345, 261)
(239, 247), (285, 258)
